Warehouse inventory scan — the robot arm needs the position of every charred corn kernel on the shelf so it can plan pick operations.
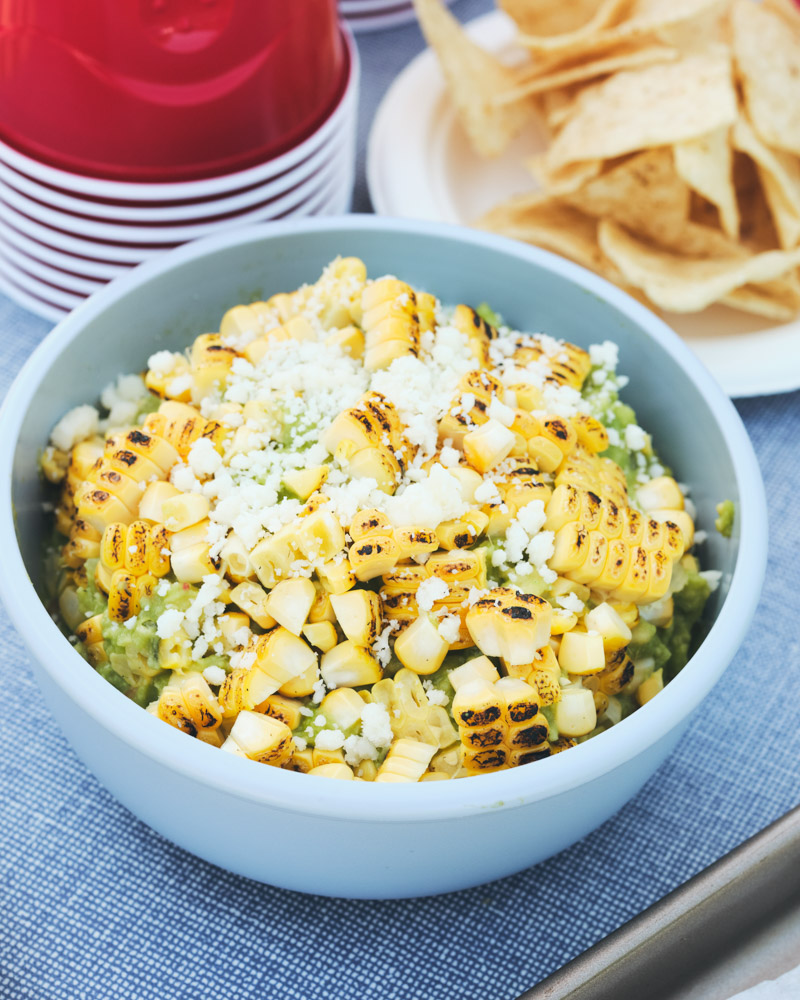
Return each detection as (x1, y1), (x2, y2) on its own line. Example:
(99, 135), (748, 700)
(321, 688), (364, 731)
(375, 738), (436, 783)
(466, 587), (552, 666)
(138, 481), (180, 522)
(284, 748), (314, 773)
(463, 418), (516, 473)
(554, 686), (597, 736)
(77, 487), (136, 533)
(302, 621), (338, 652)
(451, 304), (498, 367)
(188, 333), (238, 400)
(75, 613), (103, 647)
(637, 476), (684, 512)
(227, 710), (294, 766)
(448, 655), (499, 691)
(452, 680), (503, 730)
(230, 581), (276, 629)
(558, 631), (605, 675)
(649, 509), (694, 550)
(528, 667), (561, 707)
(119, 428), (179, 477)
(252, 628), (318, 690)
(263, 577), (316, 636)
(349, 508), (392, 541)
(321, 641), (382, 689)
(394, 527), (438, 560)
(261, 694), (305, 731)
(158, 672), (222, 735)
(250, 527), (295, 589)
(77, 463), (143, 515)
(309, 763), (355, 780)
(161, 492), (209, 532)
(107, 570), (139, 621)
(436, 510), (489, 550)
(462, 746), (508, 774)
(527, 435), (564, 473)
(570, 530), (609, 585)
(349, 534), (399, 581)
(279, 660), (321, 699)
(572, 413), (609, 453)
(597, 648), (635, 696)
(171, 541), (218, 583)
(637, 669), (664, 706)
(330, 590), (382, 646)
(584, 602), (632, 651)
(426, 549), (486, 585)
(394, 614), (450, 675)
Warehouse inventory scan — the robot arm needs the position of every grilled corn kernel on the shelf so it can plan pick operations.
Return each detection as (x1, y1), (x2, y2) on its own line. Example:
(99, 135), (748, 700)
(263, 577), (316, 636)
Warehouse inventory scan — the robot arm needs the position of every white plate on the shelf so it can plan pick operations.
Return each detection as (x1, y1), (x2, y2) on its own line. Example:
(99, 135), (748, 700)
(368, 8), (800, 398)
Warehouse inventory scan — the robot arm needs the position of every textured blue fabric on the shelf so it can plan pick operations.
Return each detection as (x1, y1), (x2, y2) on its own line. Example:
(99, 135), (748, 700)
(1, 4), (799, 998)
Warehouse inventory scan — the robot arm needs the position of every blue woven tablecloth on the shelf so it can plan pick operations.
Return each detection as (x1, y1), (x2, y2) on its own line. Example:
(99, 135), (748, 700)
(2, 4), (799, 997)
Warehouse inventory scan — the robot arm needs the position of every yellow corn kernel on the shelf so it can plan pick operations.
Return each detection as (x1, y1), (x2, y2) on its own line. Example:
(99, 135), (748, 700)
(435, 510), (489, 550)
(558, 630), (605, 675)
(107, 569), (139, 622)
(249, 527), (295, 589)
(463, 418), (516, 473)
(309, 763), (355, 780)
(295, 509), (346, 563)
(375, 738), (437, 783)
(572, 413), (609, 453)
(554, 686), (597, 737)
(263, 577), (316, 636)
(279, 661), (321, 699)
(320, 641), (382, 689)
(229, 581), (276, 629)
(349, 508), (392, 541)
(326, 325), (365, 359)
(227, 710), (294, 766)
(636, 669), (664, 706)
(330, 589), (382, 646)
(75, 613), (103, 647)
(527, 435), (564, 473)
(161, 492), (210, 532)
(584, 602), (632, 651)
(302, 621), (339, 653)
(394, 614), (450, 675)
(158, 672), (222, 735)
(466, 587), (552, 666)
(551, 608), (578, 635)
(349, 534), (399, 582)
(321, 687), (364, 731)
(597, 648), (635, 696)
(318, 557), (356, 595)
(637, 476), (684, 512)
(447, 656), (499, 692)
(171, 541), (218, 584)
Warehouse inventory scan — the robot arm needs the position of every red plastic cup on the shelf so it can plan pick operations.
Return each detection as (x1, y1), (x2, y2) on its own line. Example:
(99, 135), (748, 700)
(0, 0), (346, 182)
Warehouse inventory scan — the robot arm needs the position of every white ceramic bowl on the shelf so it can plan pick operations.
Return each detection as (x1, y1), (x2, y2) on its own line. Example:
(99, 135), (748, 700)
(0, 29), (358, 203)
(0, 217), (767, 898)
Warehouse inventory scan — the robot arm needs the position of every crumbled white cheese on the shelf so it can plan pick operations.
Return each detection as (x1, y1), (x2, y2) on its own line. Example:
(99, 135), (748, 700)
(487, 397), (516, 426)
(556, 593), (585, 613)
(202, 665), (227, 687)
(188, 437), (222, 478)
(50, 405), (99, 451)
(624, 424), (648, 451)
(439, 445), (461, 467)
(700, 570), (722, 592)
(156, 608), (184, 639)
(589, 341), (619, 369)
(437, 615), (461, 644)
(416, 576), (450, 612)
(423, 680), (449, 706)
(315, 729), (345, 751)
(148, 350), (181, 375)
(360, 702), (393, 748)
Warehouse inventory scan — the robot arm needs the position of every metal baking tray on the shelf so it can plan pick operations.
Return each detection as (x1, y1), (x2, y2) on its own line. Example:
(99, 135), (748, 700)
(518, 804), (800, 1000)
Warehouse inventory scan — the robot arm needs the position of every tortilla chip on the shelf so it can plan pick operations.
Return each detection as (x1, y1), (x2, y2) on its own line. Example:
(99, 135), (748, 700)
(499, 0), (632, 38)
(477, 197), (617, 275)
(519, 0), (728, 61)
(413, 0), (534, 157)
(673, 127), (739, 239)
(497, 44), (679, 104)
(722, 276), (800, 321)
(503, 0), (636, 46)
(732, 115), (800, 250)
(731, 0), (800, 157)
(545, 50), (737, 170)
(526, 155), (603, 195)
(562, 148), (691, 244)
(538, 86), (586, 132)
(598, 219), (800, 312)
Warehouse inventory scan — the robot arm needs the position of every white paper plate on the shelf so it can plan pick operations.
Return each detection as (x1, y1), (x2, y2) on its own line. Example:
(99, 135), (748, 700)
(368, 9), (800, 398)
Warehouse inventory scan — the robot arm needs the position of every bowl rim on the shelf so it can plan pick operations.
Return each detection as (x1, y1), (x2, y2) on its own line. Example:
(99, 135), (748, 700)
(0, 215), (768, 823)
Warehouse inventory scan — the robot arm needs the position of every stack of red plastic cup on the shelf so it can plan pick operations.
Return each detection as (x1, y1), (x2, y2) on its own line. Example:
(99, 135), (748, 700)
(0, 0), (358, 321)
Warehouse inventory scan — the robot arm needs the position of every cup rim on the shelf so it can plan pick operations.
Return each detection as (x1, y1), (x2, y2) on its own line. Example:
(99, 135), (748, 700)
(0, 27), (358, 201)
(0, 216), (768, 823)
